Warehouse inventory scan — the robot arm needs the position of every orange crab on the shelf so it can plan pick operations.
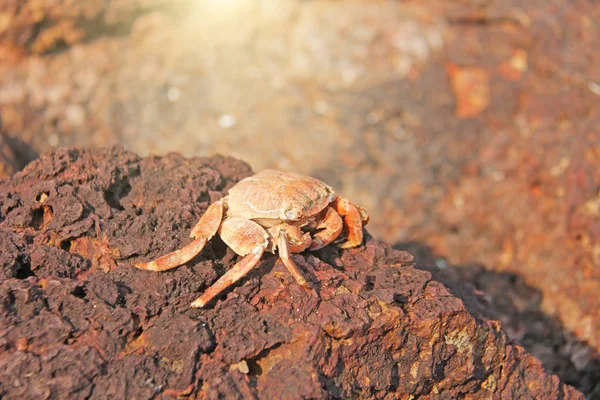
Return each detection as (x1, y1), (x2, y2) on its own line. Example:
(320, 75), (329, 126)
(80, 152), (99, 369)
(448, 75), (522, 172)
(135, 169), (369, 308)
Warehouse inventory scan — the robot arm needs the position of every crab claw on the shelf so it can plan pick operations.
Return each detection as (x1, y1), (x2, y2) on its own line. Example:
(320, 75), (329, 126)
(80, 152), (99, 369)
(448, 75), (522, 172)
(309, 207), (343, 251)
(334, 197), (368, 249)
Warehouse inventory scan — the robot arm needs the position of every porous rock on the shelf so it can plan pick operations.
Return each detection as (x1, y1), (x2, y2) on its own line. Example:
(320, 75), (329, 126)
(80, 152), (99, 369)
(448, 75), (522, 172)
(0, 147), (583, 399)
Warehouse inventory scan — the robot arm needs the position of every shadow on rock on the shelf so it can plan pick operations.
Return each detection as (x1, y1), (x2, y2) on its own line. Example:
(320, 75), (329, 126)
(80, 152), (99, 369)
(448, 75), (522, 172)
(0, 132), (39, 177)
(393, 241), (600, 398)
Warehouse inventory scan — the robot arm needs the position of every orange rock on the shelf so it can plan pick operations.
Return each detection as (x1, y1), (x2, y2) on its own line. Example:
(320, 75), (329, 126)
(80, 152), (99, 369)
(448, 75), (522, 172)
(70, 234), (121, 274)
(498, 49), (528, 81)
(446, 63), (491, 119)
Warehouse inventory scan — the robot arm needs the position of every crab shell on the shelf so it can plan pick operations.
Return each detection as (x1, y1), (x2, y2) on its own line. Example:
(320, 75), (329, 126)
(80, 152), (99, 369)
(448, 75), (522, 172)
(226, 169), (336, 227)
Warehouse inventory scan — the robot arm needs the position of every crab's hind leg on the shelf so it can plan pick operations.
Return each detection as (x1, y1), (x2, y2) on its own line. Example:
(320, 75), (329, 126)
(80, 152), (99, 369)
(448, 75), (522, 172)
(191, 217), (268, 308)
(334, 197), (369, 249)
(135, 200), (224, 272)
(309, 207), (343, 250)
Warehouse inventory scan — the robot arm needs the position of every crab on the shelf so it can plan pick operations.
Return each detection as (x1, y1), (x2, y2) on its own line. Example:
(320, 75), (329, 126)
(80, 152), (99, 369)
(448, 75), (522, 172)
(135, 169), (369, 308)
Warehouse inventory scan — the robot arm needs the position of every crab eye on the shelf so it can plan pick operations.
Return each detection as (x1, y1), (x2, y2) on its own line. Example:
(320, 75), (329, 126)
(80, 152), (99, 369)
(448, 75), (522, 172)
(285, 208), (301, 220)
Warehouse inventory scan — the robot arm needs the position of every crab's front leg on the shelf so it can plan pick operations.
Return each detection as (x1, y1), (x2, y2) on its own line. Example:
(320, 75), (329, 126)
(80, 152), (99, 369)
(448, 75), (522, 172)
(135, 200), (224, 271)
(333, 197), (369, 249)
(275, 225), (311, 286)
(191, 217), (269, 308)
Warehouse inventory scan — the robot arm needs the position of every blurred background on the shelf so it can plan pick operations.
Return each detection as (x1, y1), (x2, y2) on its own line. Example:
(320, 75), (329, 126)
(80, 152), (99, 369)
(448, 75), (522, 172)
(0, 0), (598, 396)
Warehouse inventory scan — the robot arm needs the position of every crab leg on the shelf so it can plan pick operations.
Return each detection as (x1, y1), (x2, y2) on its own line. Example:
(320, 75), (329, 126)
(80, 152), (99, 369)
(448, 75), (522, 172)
(309, 207), (343, 250)
(278, 232), (308, 286)
(191, 217), (269, 308)
(135, 200), (224, 272)
(191, 244), (265, 308)
(334, 197), (368, 249)
(134, 237), (209, 272)
(190, 198), (226, 239)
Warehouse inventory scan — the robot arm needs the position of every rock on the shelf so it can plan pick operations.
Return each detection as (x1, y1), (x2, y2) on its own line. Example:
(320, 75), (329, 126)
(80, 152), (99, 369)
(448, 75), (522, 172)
(0, 133), (38, 178)
(0, 147), (583, 399)
(0, 133), (18, 177)
(0, 0), (182, 57)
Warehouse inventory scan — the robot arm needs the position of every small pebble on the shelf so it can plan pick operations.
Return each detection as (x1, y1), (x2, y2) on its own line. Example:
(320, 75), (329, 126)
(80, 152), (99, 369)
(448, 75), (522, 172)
(217, 114), (236, 128)
(434, 258), (449, 269)
(65, 104), (85, 126)
(48, 134), (59, 147)
(167, 86), (181, 102)
(313, 101), (329, 115)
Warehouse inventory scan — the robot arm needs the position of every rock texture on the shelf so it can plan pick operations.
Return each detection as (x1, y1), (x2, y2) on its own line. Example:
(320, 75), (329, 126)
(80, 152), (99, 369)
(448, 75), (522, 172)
(0, 147), (583, 399)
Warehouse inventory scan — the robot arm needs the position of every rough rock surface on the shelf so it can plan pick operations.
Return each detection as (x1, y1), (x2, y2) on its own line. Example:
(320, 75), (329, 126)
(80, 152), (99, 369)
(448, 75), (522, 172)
(0, 147), (583, 399)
